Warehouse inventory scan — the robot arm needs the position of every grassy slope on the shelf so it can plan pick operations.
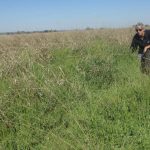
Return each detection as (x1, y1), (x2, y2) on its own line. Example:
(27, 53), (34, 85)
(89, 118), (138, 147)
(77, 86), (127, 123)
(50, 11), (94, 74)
(0, 34), (150, 149)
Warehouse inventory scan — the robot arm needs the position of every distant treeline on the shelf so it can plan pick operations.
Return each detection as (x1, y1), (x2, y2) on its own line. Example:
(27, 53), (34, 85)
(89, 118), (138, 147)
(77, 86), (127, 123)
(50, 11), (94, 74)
(0, 27), (107, 35)
(1, 25), (150, 35)
(0, 29), (58, 35)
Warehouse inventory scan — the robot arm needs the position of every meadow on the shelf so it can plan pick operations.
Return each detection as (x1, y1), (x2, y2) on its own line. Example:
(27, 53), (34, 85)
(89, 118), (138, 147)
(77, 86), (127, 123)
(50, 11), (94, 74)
(0, 28), (150, 150)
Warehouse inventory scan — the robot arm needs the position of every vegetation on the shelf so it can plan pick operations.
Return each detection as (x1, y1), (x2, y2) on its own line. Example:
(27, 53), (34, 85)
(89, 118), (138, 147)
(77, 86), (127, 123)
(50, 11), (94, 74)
(0, 28), (150, 149)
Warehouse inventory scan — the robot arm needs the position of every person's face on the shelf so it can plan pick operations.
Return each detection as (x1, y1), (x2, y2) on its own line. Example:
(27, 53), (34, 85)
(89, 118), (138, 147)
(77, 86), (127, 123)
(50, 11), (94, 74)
(136, 27), (144, 37)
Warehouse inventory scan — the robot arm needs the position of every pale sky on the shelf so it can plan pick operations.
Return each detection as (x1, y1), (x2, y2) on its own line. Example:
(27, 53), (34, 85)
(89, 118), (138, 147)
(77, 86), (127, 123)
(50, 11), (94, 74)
(0, 0), (150, 32)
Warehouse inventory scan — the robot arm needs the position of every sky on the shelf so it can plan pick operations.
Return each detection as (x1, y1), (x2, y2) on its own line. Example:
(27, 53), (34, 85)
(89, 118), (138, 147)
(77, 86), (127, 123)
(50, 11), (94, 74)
(0, 0), (150, 32)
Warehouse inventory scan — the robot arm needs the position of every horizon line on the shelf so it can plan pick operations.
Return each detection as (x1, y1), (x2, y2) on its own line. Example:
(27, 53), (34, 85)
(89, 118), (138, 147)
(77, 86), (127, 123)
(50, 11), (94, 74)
(0, 25), (137, 35)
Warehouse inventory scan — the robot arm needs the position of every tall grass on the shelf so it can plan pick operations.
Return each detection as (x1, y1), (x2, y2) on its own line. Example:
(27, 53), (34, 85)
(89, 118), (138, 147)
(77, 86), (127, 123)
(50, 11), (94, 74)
(0, 28), (150, 149)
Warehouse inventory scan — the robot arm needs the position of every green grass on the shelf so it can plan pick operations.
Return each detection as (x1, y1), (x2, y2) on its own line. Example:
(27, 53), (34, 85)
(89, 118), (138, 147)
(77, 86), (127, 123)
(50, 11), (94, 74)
(0, 39), (150, 150)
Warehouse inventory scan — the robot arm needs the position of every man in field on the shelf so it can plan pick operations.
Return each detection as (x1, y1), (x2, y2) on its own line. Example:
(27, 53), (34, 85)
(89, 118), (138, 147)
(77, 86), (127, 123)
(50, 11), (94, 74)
(130, 23), (150, 72)
(131, 22), (150, 57)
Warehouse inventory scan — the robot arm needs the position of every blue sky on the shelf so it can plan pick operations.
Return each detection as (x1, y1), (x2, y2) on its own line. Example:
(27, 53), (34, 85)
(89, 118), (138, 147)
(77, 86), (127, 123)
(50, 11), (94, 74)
(0, 0), (150, 32)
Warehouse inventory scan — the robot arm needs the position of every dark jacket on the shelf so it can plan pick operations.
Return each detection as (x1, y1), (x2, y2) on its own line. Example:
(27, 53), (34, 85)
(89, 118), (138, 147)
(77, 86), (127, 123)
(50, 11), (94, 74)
(130, 30), (150, 54)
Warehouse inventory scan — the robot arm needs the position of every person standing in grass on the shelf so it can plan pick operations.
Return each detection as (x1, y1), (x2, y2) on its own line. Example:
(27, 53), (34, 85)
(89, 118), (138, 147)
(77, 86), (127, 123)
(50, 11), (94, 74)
(130, 22), (150, 72)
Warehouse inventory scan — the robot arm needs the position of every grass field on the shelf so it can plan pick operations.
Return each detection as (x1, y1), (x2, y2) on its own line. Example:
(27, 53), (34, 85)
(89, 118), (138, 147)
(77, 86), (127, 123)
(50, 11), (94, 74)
(0, 28), (150, 150)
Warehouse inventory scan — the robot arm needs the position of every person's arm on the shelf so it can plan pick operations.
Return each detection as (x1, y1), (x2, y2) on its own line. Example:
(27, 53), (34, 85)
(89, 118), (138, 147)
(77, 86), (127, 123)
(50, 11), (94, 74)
(144, 45), (150, 53)
(144, 30), (150, 53)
